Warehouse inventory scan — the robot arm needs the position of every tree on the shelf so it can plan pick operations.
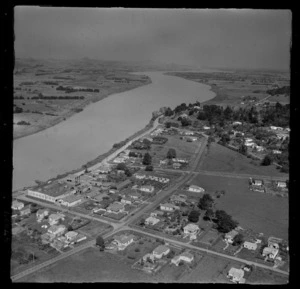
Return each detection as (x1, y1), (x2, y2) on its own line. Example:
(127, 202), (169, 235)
(67, 225), (73, 231)
(198, 193), (214, 210)
(188, 210), (200, 223)
(238, 144), (248, 155)
(116, 163), (128, 171)
(142, 152), (152, 165)
(261, 155), (272, 166)
(145, 165), (153, 171)
(167, 148), (177, 159)
(96, 235), (105, 250)
(181, 118), (192, 127)
(214, 210), (238, 233)
(232, 233), (244, 246)
(203, 209), (214, 221)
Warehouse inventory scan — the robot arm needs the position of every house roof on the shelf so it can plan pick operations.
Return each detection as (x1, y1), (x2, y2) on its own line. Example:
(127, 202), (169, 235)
(153, 245), (170, 255)
(145, 216), (160, 223)
(107, 202), (124, 212)
(65, 231), (78, 238)
(48, 224), (66, 233)
(161, 203), (176, 209)
(61, 194), (82, 203)
(31, 181), (74, 198)
(225, 230), (239, 239)
(140, 185), (154, 190)
(180, 251), (194, 259)
(184, 223), (200, 231)
(228, 268), (244, 280)
(114, 234), (135, 244)
(189, 185), (203, 190)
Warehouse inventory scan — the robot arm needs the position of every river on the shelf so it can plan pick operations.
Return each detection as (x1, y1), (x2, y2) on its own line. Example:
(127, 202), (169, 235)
(13, 71), (216, 191)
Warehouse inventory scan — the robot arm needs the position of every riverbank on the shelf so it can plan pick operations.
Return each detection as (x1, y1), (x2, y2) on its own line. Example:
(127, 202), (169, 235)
(13, 78), (152, 140)
(14, 115), (159, 194)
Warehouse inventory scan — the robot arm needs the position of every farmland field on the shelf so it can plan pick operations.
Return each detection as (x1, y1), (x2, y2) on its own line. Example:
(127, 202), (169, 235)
(198, 143), (288, 177)
(19, 247), (154, 283)
(190, 174), (288, 240)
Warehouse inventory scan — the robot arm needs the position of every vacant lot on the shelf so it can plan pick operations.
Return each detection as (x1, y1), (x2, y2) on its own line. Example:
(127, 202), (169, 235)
(76, 221), (112, 238)
(246, 267), (288, 284)
(20, 247), (154, 283)
(198, 143), (288, 178)
(179, 255), (235, 283)
(190, 174), (288, 240)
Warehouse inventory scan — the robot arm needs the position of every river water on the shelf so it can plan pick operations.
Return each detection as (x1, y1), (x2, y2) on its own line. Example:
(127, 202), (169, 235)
(13, 71), (215, 190)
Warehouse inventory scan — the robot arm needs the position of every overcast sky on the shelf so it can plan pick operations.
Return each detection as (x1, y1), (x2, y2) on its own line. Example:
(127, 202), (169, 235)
(14, 7), (291, 70)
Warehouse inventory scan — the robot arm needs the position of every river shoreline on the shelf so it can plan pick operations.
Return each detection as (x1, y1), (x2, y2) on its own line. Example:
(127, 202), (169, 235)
(13, 78), (152, 140)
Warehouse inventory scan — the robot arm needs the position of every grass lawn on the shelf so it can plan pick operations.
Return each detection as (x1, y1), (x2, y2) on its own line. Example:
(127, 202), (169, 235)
(190, 174), (288, 240)
(199, 229), (220, 246)
(179, 255), (236, 283)
(76, 221), (112, 238)
(19, 247), (154, 283)
(198, 142), (288, 177)
(246, 267), (288, 284)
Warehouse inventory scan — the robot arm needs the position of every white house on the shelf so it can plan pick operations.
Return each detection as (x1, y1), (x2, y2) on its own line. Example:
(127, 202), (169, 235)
(135, 173), (146, 180)
(188, 185), (205, 193)
(171, 252), (194, 266)
(184, 224), (200, 236)
(152, 245), (170, 259)
(232, 121), (242, 126)
(59, 195), (82, 207)
(277, 181), (287, 188)
(48, 224), (66, 237)
(272, 150), (282, 155)
(65, 231), (78, 242)
(243, 241), (258, 251)
(48, 213), (65, 226)
(227, 268), (245, 284)
(145, 216), (160, 226)
(113, 234), (135, 250)
(36, 209), (49, 221)
(203, 126), (211, 130)
(121, 197), (132, 205)
(224, 230), (239, 244)
(12, 200), (24, 210)
(139, 185), (154, 193)
(106, 202), (125, 214)
(262, 247), (279, 259)
(160, 203), (178, 212)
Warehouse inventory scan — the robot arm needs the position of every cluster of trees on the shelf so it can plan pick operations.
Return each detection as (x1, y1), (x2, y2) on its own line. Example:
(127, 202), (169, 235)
(14, 95), (25, 99)
(166, 148), (177, 159)
(116, 163), (132, 177)
(188, 210), (201, 223)
(56, 86), (99, 93)
(152, 136), (168, 144)
(261, 103), (290, 127)
(214, 210), (238, 233)
(20, 81), (35, 86)
(14, 105), (23, 113)
(16, 121), (30, 125)
(164, 107), (174, 116)
(174, 103), (188, 114)
(131, 140), (151, 150)
(266, 86), (290, 96)
(96, 235), (105, 251)
(31, 95), (85, 100)
(165, 122), (180, 128)
(142, 152), (152, 166)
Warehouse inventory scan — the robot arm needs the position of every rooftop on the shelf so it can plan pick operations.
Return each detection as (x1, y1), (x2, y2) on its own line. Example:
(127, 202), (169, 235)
(61, 194), (82, 203)
(153, 245), (170, 255)
(32, 182), (74, 197)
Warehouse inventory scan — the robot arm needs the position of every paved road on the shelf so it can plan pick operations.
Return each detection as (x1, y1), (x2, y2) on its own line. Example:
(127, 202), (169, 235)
(126, 227), (289, 276)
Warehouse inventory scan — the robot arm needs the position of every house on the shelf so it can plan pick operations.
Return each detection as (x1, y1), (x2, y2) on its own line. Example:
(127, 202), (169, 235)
(273, 150), (282, 154)
(121, 197), (132, 205)
(184, 131), (194, 136)
(113, 157), (126, 164)
(75, 234), (87, 243)
(59, 195), (82, 207)
(113, 234), (135, 250)
(48, 213), (65, 226)
(262, 247), (279, 259)
(243, 241), (258, 251)
(135, 173), (146, 179)
(255, 146), (264, 152)
(184, 224), (200, 236)
(227, 268), (246, 284)
(224, 230), (239, 244)
(251, 178), (263, 186)
(160, 203), (178, 212)
(173, 163), (181, 169)
(20, 206), (31, 216)
(145, 216), (160, 226)
(187, 136), (198, 142)
(172, 158), (188, 164)
(171, 252), (194, 266)
(142, 253), (156, 262)
(232, 121), (242, 126)
(12, 200), (24, 210)
(140, 185), (154, 193)
(151, 210), (164, 218)
(179, 113), (189, 119)
(188, 185), (205, 193)
(96, 165), (111, 174)
(36, 209), (49, 221)
(277, 181), (287, 188)
(203, 126), (211, 130)
(106, 202), (125, 214)
(127, 191), (141, 200)
(160, 159), (168, 165)
(51, 239), (65, 251)
(48, 224), (66, 237)
(152, 245), (170, 259)
(65, 231), (78, 242)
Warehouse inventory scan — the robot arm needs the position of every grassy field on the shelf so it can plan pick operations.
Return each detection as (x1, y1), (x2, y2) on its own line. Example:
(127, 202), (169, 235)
(246, 267), (288, 284)
(198, 142), (288, 177)
(190, 174), (288, 240)
(19, 247), (154, 283)
(179, 255), (236, 283)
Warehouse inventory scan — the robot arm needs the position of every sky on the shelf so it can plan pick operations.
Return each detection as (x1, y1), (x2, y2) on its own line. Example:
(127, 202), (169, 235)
(14, 7), (291, 70)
